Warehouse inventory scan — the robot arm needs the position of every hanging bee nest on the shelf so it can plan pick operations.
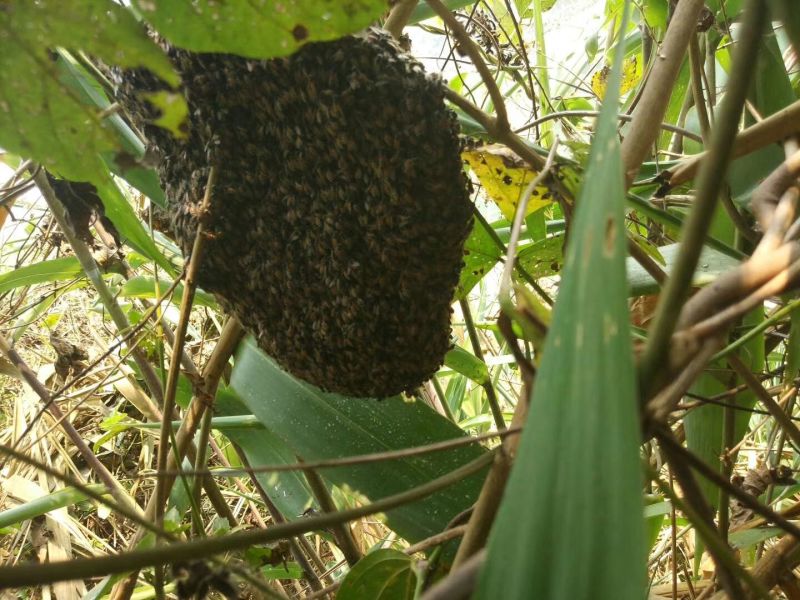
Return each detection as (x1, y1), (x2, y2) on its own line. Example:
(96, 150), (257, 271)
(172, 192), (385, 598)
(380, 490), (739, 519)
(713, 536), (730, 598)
(114, 30), (473, 398)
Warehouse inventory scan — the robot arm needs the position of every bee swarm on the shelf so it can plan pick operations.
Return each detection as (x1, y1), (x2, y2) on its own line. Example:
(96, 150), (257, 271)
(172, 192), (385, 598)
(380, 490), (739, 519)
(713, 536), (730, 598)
(115, 30), (473, 397)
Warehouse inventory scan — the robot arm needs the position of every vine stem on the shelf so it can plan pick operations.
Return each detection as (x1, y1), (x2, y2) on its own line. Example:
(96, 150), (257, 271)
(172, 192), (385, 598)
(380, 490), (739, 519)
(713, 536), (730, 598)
(0, 451), (495, 588)
(155, 426), (521, 477)
(459, 298), (505, 430)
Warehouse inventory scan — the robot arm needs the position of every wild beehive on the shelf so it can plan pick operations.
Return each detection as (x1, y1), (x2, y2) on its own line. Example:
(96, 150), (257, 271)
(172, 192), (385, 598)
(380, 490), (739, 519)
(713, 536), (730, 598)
(115, 30), (473, 397)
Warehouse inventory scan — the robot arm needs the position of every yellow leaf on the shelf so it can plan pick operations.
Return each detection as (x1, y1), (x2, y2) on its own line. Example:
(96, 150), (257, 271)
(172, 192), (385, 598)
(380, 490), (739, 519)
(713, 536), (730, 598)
(591, 55), (640, 100)
(462, 144), (557, 221)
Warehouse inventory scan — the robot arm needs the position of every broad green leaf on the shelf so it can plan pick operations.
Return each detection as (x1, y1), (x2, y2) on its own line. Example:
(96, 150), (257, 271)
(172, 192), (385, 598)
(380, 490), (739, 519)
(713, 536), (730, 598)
(642, 0), (668, 34)
(476, 3), (646, 597)
(658, 59), (690, 150)
(132, 0), (387, 58)
(230, 338), (488, 544)
(455, 217), (502, 300)
(684, 373), (728, 509)
(214, 387), (316, 520)
(734, 308), (764, 440)
(771, 0), (800, 58)
(517, 234), (564, 279)
(444, 345), (490, 385)
(0, 0), (175, 184)
(262, 563), (304, 580)
(750, 31), (795, 119)
(626, 243), (741, 296)
(729, 527), (782, 550)
(337, 549), (416, 600)
(644, 497), (670, 551)
(118, 276), (217, 309)
(0, 256), (82, 293)
(785, 302), (800, 384)
(142, 91), (189, 140)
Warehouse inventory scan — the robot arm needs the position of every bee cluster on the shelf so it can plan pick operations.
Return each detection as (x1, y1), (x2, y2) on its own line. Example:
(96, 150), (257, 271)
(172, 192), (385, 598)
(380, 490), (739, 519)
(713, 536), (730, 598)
(114, 30), (473, 397)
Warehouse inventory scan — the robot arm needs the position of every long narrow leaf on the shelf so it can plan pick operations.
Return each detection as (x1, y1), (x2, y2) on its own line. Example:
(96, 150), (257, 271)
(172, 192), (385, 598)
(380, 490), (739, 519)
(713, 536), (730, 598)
(476, 3), (646, 597)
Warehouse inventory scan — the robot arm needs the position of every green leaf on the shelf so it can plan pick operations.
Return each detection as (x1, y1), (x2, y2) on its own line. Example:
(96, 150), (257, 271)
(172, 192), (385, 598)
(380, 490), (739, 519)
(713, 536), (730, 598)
(262, 563), (304, 580)
(517, 234), (564, 279)
(230, 338), (488, 544)
(455, 217), (502, 300)
(214, 387), (316, 520)
(642, 0), (668, 33)
(476, 3), (647, 597)
(337, 549), (416, 600)
(729, 527), (782, 550)
(684, 372), (728, 509)
(0, 0), (175, 183)
(749, 31), (795, 119)
(410, 0), (477, 25)
(132, 0), (387, 58)
(118, 276), (218, 309)
(770, 0), (800, 58)
(0, 256), (83, 294)
(0, 484), (107, 529)
(444, 345), (490, 385)
(626, 243), (741, 297)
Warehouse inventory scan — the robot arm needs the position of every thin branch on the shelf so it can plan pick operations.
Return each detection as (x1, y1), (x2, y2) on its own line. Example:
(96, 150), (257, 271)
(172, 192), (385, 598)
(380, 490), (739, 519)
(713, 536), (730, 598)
(0, 451), (496, 588)
(728, 355), (800, 453)
(669, 98), (800, 188)
(688, 32), (712, 145)
(0, 334), (137, 514)
(425, 0), (508, 131)
(420, 549), (485, 600)
(658, 428), (800, 542)
(638, 0), (769, 397)
(620, 0), (708, 184)
(460, 298), (505, 430)
(155, 167), (217, 521)
(111, 317), (244, 600)
(384, 0), (419, 39)
(649, 457), (769, 600)
(234, 446), (325, 592)
(33, 169), (165, 404)
(452, 372), (530, 567)
(302, 465), (362, 566)
(154, 426), (520, 478)
(499, 139), (560, 301)
(515, 109), (705, 142)
(751, 149), (800, 232)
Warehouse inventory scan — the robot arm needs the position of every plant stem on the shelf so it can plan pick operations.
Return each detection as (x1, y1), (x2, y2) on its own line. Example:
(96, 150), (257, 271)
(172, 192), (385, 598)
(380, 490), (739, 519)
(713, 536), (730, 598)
(384, 0), (418, 39)
(0, 451), (495, 588)
(33, 170), (165, 405)
(621, 0), (707, 183)
(638, 0), (768, 398)
(459, 299), (505, 430)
